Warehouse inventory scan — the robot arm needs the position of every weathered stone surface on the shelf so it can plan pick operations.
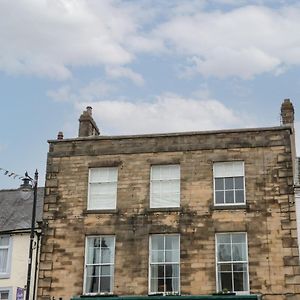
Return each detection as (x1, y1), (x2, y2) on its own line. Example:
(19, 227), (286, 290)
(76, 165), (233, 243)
(38, 126), (300, 300)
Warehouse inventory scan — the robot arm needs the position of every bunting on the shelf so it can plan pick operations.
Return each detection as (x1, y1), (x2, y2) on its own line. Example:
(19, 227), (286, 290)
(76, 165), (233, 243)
(0, 167), (25, 180)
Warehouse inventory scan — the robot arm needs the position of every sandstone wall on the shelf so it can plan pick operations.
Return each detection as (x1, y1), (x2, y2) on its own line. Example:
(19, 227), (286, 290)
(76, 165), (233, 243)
(38, 127), (300, 300)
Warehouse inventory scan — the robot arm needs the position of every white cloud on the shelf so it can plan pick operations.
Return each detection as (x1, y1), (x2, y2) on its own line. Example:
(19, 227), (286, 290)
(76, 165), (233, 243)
(154, 4), (300, 78)
(0, 0), (145, 80)
(75, 94), (250, 135)
(2, 1), (300, 80)
(105, 66), (144, 86)
(47, 78), (114, 102)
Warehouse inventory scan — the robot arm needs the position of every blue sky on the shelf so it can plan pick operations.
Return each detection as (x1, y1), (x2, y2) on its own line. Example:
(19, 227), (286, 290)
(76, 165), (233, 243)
(0, 0), (300, 189)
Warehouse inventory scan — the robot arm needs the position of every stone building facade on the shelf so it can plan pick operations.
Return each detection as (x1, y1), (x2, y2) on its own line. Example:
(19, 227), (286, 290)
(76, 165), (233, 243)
(38, 100), (300, 300)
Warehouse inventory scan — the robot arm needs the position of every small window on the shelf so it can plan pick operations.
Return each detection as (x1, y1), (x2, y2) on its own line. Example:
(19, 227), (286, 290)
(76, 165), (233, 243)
(149, 234), (180, 294)
(150, 165), (180, 208)
(88, 168), (118, 210)
(0, 287), (12, 300)
(84, 236), (115, 294)
(216, 233), (249, 294)
(0, 236), (11, 278)
(213, 161), (245, 205)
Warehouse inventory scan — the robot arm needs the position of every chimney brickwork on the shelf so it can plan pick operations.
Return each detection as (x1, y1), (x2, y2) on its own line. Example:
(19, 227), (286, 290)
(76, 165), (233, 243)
(78, 106), (100, 137)
(281, 98), (295, 125)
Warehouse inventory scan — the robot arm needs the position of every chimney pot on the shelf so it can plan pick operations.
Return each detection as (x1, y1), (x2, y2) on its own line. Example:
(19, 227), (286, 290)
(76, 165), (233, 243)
(57, 131), (64, 140)
(86, 106), (92, 116)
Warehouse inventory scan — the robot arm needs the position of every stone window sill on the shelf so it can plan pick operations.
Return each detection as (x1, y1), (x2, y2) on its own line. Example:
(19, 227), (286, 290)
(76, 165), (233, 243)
(146, 207), (182, 213)
(83, 209), (118, 214)
(211, 204), (248, 210)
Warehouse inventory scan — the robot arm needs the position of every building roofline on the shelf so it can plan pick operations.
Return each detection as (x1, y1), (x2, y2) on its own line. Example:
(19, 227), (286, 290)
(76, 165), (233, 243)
(48, 125), (293, 144)
(0, 186), (44, 192)
(0, 227), (42, 235)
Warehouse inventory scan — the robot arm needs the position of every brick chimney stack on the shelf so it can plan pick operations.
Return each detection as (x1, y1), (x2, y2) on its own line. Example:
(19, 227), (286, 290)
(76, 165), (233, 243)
(281, 99), (294, 126)
(78, 106), (100, 137)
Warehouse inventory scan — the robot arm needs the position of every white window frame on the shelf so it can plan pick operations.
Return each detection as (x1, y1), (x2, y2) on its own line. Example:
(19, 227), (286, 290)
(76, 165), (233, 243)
(213, 161), (246, 206)
(87, 167), (118, 210)
(83, 235), (115, 295)
(0, 236), (12, 279)
(149, 234), (180, 295)
(0, 287), (12, 300)
(150, 164), (180, 208)
(215, 232), (249, 294)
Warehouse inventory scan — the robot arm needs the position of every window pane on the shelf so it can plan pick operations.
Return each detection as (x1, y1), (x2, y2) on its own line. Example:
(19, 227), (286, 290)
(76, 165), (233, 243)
(150, 279), (158, 293)
(151, 264), (164, 278)
(86, 275), (99, 293)
(0, 249), (8, 272)
(218, 244), (231, 261)
(87, 247), (100, 264)
(90, 168), (117, 183)
(215, 191), (224, 204)
(225, 177), (234, 189)
(152, 250), (164, 263)
(0, 237), (9, 246)
(232, 244), (247, 261)
(100, 276), (112, 292)
(233, 263), (247, 272)
(0, 292), (9, 300)
(101, 265), (112, 276)
(232, 234), (246, 244)
(234, 177), (244, 189)
(215, 178), (224, 190)
(102, 237), (114, 249)
(101, 248), (113, 264)
(219, 263), (232, 272)
(225, 190), (234, 203)
(233, 271), (248, 291)
(214, 161), (244, 177)
(89, 193), (116, 210)
(219, 272), (233, 292)
(151, 236), (164, 250)
(158, 265), (165, 278)
(87, 265), (100, 277)
(165, 236), (179, 250)
(165, 264), (179, 277)
(217, 234), (230, 244)
(89, 237), (100, 247)
(157, 278), (164, 292)
(165, 250), (179, 263)
(166, 278), (179, 292)
(235, 190), (244, 203)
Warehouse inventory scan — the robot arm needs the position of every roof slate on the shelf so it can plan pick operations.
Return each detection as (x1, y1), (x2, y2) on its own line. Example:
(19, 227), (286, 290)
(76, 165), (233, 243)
(0, 187), (44, 232)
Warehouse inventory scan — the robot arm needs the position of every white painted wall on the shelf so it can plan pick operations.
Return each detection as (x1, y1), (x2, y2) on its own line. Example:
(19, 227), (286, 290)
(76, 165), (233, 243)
(0, 232), (40, 300)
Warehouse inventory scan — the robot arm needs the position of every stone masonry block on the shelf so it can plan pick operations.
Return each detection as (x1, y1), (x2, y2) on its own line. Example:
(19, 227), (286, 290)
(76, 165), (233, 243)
(284, 256), (300, 266)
